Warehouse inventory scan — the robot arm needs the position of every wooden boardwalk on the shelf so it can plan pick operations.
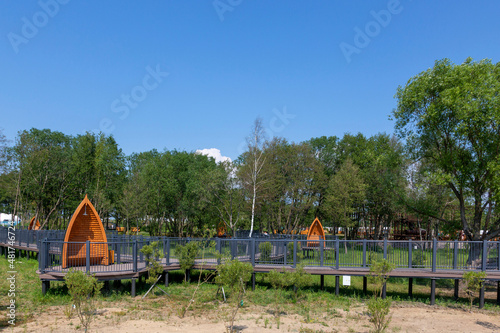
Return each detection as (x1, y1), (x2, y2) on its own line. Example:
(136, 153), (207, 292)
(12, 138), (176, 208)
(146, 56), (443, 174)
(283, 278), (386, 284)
(3, 240), (500, 306)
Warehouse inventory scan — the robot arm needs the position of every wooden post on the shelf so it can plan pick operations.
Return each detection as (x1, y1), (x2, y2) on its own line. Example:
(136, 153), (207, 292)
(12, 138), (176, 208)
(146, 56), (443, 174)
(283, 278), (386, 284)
(363, 276), (367, 295)
(430, 279), (436, 305)
(42, 280), (50, 295)
(454, 279), (459, 300)
(131, 278), (136, 297)
(479, 284), (485, 309)
(497, 281), (500, 306)
(409, 278), (413, 298)
(320, 275), (324, 290)
(164, 272), (169, 287)
(252, 272), (256, 291)
(335, 276), (339, 295)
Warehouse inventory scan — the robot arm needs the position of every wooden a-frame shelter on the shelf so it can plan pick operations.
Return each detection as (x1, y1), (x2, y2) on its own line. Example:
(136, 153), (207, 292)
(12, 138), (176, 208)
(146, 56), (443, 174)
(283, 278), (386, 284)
(62, 195), (112, 268)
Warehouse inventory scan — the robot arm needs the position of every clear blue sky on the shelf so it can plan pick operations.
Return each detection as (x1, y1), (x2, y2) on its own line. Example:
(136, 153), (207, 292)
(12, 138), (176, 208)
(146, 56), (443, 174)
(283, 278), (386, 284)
(1, 0), (499, 160)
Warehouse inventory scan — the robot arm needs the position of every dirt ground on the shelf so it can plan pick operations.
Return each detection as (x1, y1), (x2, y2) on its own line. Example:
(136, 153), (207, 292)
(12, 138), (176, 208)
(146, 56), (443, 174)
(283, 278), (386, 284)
(8, 302), (500, 333)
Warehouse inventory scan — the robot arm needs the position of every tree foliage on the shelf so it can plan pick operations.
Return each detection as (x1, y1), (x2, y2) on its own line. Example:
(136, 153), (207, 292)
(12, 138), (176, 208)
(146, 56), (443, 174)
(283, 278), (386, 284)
(394, 58), (500, 241)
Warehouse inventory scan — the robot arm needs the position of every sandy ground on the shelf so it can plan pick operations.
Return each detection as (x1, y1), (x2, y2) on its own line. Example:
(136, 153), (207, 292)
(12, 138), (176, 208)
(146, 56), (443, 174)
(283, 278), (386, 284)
(7, 301), (500, 333)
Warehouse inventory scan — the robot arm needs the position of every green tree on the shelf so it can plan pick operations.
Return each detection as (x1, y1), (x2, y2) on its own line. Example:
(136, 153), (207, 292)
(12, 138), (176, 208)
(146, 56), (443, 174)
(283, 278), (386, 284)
(394, 58), (500, 244)
(13, 128), (72, 229)
(324, 158), (366, 239)
(261, 139), (325, 234)
(204, 160), (245, 237)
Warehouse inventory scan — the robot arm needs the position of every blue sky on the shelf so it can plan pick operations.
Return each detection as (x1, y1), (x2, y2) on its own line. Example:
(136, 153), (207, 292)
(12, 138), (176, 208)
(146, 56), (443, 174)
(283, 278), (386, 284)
(1, 0), (499, 160)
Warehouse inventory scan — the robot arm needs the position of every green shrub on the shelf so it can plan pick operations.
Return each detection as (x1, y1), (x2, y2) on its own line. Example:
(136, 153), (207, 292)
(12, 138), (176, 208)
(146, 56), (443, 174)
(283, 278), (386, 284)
(367, 259), (395, 333)
(462, 271), (487, 312)
(174, 241), (199, 282)
(259, 242), (272, 262)
(368, 259), (395, 297)
(268, 268), (291, 328)
(289, 264), (312, 301)
(367, 297), (392, 333)
(64, 269), (103, 332)
(216, 259), (253, 333)
(140, 241), (164, 284)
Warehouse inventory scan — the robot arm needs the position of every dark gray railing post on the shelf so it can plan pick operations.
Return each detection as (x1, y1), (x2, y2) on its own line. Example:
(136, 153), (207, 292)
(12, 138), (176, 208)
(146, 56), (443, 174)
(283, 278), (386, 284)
(362, 239), (367, 267)
(320, 239), (324, 267)
(166, 238), (170, 265)
(133, 239), (138, 272)
(293, 240), (297, 268)
(39, 239), (46, 273)
(251, 239), (256, 267)
(163, 238), (167, 260)
(408, 239), (413, 268)
(231, 239), (236, 260)
(497, 241), (500, 270)
(482, 239), (488, 271)
(216, 239), (221, 265)
(335, 238), (340, 269)
(284, 241), (287, 266)
(117, 241), (121, 264)
(432, 238), (437, 272)
(453, 240), (458, 269)
(86, 240), (90, 274)
(383, 238), (387, 259)
(139, 238), (144, 262)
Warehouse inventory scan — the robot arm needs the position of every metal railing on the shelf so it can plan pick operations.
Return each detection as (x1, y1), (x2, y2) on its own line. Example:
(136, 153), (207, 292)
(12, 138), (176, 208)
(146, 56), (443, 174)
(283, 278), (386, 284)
(2, 227), (499, 275)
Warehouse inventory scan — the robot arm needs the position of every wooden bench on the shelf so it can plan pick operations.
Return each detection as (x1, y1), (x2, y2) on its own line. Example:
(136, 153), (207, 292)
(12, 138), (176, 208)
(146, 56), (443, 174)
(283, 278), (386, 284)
(63, 244), (114, 268)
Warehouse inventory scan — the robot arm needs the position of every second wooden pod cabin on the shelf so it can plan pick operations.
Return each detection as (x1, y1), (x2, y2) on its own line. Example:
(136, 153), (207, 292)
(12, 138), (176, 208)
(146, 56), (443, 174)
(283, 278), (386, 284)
(28, 217), (41, 230)
(306, 217), (326, 247)
(62, 195), (111, 268)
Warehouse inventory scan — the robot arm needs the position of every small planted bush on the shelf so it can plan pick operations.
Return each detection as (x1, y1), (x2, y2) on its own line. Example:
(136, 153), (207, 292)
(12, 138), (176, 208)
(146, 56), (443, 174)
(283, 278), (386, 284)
(216, 259), (253, 333)
(367, 297), (392, 333)
(462, 271), (487, 312)
(367, 259), (395, 333)
(289, 264), (312, 301)
(64, 269), (103, 333)
(140, 241), (164, 284)
(174, 241), (199, 282)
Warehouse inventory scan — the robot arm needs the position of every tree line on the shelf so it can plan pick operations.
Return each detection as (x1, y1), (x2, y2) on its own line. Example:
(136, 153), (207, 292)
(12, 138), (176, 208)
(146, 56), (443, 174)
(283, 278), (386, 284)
(0, 58), (499, 241)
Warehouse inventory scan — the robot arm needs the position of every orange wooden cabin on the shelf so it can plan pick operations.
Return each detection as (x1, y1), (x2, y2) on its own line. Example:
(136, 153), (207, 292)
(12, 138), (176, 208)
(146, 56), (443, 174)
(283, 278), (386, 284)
(28, 217), (41, 230)
(62, 195), (112, 268)
(306, 217), (326, 247)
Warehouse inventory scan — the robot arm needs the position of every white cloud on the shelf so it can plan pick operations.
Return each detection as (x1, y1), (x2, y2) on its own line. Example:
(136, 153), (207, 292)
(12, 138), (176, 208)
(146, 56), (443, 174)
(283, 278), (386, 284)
(196, 148), (232, 163)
